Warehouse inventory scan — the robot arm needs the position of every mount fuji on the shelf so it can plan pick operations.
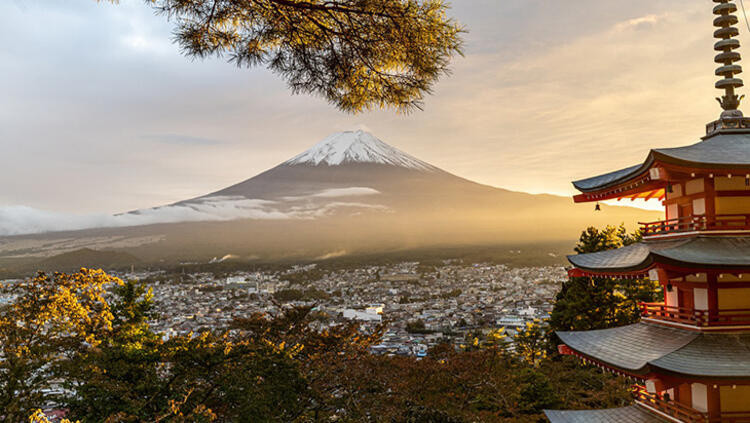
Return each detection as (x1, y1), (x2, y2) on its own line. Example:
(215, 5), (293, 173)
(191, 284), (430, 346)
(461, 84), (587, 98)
(123, 130), (499, 223)
(284, 130), (437, 170)
(0, 131), (659, 268)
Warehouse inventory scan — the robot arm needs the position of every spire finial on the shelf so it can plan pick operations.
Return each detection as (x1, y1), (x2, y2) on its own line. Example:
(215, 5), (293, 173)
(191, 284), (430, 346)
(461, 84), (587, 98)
(714, 0), (745, 117)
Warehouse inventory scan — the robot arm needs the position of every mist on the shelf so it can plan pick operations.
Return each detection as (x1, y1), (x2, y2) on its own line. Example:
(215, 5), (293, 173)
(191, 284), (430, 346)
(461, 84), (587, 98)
(0, 188), (385, 236)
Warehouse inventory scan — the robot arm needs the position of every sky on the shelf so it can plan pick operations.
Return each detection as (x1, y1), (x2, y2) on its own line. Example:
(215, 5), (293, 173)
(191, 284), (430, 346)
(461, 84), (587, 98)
(0, 0), (735, 215)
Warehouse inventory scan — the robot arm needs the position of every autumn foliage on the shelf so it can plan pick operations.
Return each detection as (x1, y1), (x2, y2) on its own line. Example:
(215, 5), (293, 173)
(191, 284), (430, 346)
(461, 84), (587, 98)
(0, 266), (634, 422)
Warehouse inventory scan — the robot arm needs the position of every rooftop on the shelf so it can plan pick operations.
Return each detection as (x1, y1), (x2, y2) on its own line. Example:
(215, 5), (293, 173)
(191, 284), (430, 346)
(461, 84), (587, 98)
(557, 322), (750, 378)
(573, 132), (750, 194)
(567, 236), (750, 274)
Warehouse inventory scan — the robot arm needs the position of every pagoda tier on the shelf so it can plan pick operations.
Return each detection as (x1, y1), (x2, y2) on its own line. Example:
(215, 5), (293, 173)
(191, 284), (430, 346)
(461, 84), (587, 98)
(566, 237), (750, 331)
(554, 323), (750, 422)
(573, 131), (750, 205)
(556, 323), (750, 378)
(573, 133), (750, 240)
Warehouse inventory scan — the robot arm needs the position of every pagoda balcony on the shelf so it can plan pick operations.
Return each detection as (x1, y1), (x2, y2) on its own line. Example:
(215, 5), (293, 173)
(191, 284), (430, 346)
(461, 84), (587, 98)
(633, 387), (750, 422)
(640, 303), (750, 328)
(640, 214), (750, 238)
(633, 386), (708, 422)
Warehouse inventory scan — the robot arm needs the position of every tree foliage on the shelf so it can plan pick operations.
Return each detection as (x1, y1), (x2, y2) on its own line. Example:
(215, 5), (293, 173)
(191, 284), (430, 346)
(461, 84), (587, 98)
(28, 409), (77, 423)
(573, 224), (642, 254)
(514, 321), (548, 366)
(3, 268), (632, 422)
(550, 225), (661, 332)
(105, 0), (464, 113)
(0, 269), (121, 421)
(59, 280), (170, 421)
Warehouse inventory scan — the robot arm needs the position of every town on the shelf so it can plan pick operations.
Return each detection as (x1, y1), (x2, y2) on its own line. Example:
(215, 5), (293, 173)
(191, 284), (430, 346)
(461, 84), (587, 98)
(98, 261), (568, 356)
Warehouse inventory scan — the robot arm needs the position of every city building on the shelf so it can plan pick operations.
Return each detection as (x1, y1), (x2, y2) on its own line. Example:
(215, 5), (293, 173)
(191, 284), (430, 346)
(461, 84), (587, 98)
(546, 2), (750, 421)
(343, 308), (383, 322)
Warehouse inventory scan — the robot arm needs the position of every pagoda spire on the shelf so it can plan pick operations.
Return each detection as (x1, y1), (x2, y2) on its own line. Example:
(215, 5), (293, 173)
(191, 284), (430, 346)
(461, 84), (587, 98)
(714, 0), (745, 117)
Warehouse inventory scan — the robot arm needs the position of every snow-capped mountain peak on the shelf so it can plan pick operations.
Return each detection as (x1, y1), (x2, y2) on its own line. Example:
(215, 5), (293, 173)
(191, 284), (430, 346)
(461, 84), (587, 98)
(284, 130), (436, 171)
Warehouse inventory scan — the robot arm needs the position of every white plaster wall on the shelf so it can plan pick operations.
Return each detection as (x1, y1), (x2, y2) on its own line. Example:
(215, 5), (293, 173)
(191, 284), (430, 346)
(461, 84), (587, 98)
(692, 383), (708, 413)
(694, 288), (708, 311)
(693, 197), (706, 216)
(666, 288), (679, 308)
(667, 204), (679, 220)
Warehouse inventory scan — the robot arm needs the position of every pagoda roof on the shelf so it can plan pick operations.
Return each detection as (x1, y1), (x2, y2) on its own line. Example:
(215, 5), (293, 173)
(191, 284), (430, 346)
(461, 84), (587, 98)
(573, 164), (647, 192)
(557, 322), (750, 378)
(573, 132), (750, 193)
(650, 331), (750, 377)
(556, 323), (697, 374)
(544, 406), (668, 423)
(567, 236), (750, 274)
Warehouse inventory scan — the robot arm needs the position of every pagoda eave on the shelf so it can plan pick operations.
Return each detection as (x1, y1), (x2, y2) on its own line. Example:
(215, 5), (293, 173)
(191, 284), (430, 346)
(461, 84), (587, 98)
(573, 133), (750, 203)
(557, 344), (652, 379)
(566, 237), (750, 277)
(569, 260), (750, 280)
(567, 267), (650, 279)
(573, 181), (664, 204)
(556, 323), (750, 380)
(561, 340), (750, 382)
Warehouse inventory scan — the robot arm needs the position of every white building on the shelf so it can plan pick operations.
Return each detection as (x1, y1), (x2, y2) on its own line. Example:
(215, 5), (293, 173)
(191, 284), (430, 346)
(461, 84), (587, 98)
(343, 309), (383, 322)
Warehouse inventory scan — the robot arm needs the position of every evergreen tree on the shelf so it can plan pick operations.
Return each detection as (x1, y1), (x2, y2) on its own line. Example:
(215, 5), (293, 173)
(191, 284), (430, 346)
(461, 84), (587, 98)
(550, 225), (660, 332)
(104, 0), (464, 113)
(517, 369), (561, 414)
(59, 280), (166, 421)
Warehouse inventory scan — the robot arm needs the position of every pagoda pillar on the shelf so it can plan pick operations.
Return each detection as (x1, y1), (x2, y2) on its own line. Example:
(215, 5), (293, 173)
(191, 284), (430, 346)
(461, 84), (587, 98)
(708, 273), (719, 324)
(655, 268), (670, 305)
(706, 176), (717, 223)
(708, 384), (721, 418)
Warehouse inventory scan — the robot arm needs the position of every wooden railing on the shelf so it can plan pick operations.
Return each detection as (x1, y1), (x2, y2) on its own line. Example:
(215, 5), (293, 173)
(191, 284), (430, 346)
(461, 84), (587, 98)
(633, 386), (708, 422)
(634, 386), (750, 422)
(640, 303), (750, 327)
(640, 214), (750, 237)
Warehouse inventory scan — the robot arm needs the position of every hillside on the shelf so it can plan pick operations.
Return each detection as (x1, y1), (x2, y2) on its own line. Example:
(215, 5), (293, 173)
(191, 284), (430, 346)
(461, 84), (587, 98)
(0, 131), (661, 268)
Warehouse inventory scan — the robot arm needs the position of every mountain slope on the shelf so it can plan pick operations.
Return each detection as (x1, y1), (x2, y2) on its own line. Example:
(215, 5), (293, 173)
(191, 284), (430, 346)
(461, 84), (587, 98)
(0, 130), (662, 266)
(38, 248), (140, 273)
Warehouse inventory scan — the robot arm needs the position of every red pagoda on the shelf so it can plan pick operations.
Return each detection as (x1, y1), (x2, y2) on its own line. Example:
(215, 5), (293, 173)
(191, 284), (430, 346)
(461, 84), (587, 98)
(545, 1), (750, 422)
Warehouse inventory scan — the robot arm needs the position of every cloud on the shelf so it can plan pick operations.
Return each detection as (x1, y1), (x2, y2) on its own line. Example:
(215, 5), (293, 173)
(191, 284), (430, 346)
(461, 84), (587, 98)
(288, 202), (390, 219)
(614, 14), (666, 32)
(315, 250), (349, 260)
(0, 193), (390, 236)
(311, 187), (380, 198)
(0, 206), (110, 236)
(0, 199), (286, 236)
(282, 187), (381, 201)
(0, 0), (719, 215)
